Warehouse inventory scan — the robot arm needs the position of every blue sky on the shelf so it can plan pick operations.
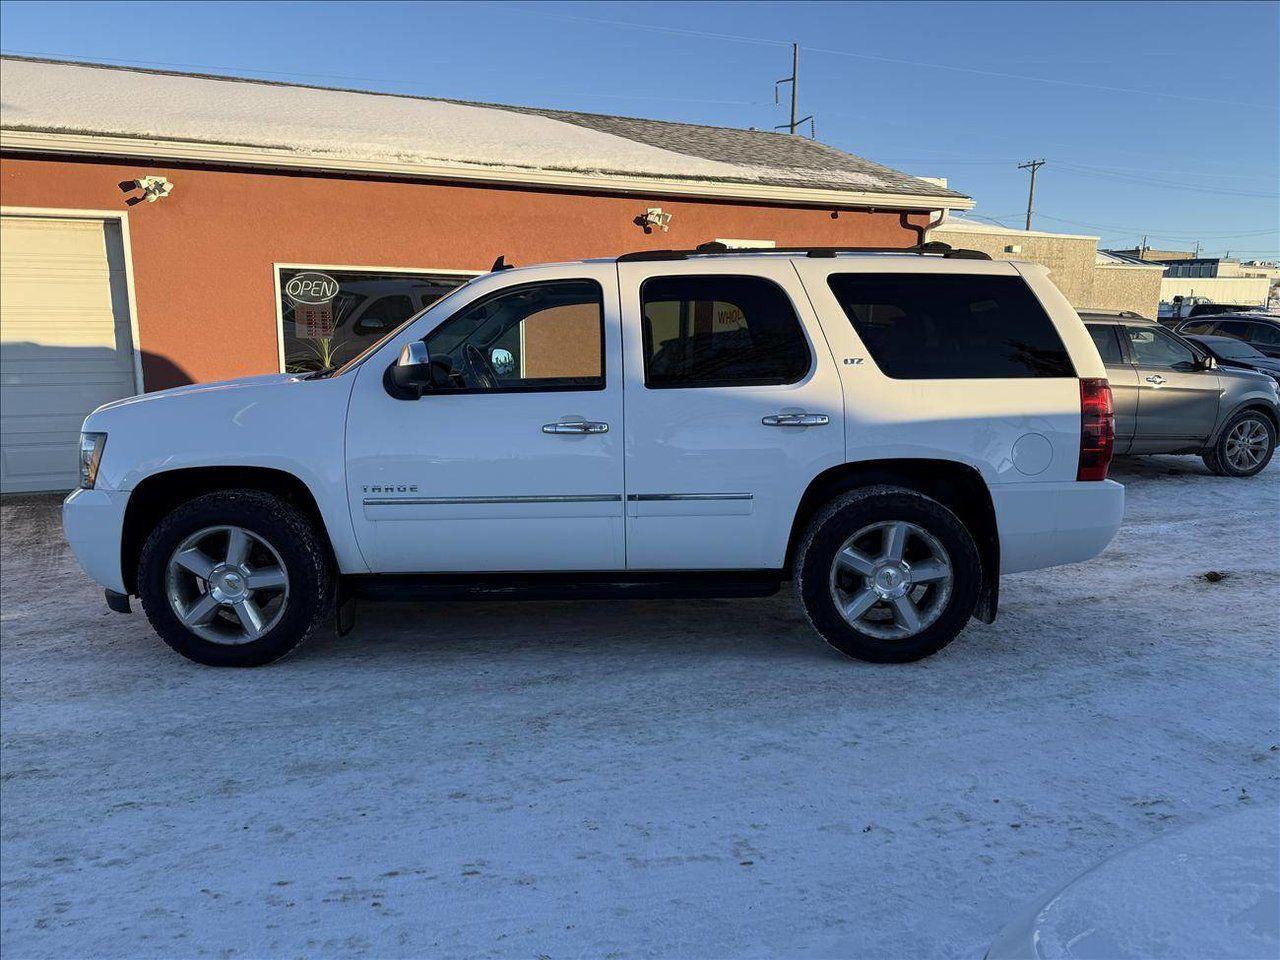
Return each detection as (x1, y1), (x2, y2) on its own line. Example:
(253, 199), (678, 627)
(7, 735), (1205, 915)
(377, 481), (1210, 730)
(2, 0), (1276, 257)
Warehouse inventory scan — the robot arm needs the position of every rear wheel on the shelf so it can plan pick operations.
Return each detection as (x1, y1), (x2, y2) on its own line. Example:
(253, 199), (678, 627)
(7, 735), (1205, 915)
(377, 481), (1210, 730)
(796, 486), (982, 663)
(137, 490), (331, 666)
(1204, 410), (1275, 478)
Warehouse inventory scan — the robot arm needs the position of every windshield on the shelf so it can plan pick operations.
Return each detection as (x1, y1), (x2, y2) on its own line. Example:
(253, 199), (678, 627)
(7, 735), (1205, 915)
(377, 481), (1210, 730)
(314, 276), (482, 379)
(1215, 339), (1265, 360)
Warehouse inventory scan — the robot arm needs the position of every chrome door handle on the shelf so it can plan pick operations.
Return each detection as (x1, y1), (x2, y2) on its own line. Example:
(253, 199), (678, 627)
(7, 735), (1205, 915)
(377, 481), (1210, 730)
(762, 413), (830, 427)
(1145, 375), (1167, 385)
(542, 420), (609, 435)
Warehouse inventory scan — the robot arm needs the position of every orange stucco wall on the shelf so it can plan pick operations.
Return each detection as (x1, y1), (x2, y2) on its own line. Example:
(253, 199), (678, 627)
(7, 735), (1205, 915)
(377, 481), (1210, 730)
(0, 154), (930, 389)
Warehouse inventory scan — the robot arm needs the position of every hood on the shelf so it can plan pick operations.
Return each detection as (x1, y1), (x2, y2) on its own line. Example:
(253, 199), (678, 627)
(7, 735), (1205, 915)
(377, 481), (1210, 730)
(1221, 356), (1280, 375)
(1217, 363), (1280, 387)
(89, 373), (300, 417)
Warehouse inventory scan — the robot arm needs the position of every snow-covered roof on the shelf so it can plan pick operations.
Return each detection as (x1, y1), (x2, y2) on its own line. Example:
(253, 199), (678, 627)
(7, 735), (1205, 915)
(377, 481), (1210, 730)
(0, 56), (970, 208)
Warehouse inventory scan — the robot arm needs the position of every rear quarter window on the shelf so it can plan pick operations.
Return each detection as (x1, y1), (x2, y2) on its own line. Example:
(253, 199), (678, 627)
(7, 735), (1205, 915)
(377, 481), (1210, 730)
(827, 273), (1076, 379)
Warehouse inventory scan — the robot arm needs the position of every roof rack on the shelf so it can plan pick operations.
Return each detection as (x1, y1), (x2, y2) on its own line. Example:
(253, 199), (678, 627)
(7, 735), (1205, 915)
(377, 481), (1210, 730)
(616, 240), (992, 263)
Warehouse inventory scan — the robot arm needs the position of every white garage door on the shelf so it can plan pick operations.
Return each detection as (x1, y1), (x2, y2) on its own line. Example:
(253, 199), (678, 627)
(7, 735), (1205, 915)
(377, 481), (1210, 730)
(1, 214), (139, 493)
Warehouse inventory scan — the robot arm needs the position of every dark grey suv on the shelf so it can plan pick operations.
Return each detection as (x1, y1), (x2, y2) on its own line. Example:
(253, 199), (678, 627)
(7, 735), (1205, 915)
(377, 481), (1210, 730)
(1081, 312), (1279, 477)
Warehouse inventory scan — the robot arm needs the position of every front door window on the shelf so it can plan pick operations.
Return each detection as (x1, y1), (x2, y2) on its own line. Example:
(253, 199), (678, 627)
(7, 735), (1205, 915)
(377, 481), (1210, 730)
(424, 280), (604, 392)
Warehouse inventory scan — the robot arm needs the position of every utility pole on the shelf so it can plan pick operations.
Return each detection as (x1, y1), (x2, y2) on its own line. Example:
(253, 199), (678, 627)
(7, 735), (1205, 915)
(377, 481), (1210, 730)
(1018, 159), (1046, 231)
(775, 42), (814, 136)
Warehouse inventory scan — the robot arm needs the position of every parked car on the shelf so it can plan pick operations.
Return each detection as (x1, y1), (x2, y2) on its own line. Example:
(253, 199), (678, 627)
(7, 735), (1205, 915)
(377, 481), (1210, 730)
(1079, 312), (1278, 477)
(1176, 312), (1280, 359)
(1183, 333), (1280, 384)
(1157, 299), (1259, 326)
(64, 243), (1126, 667)
(986, 805), (1279, 960)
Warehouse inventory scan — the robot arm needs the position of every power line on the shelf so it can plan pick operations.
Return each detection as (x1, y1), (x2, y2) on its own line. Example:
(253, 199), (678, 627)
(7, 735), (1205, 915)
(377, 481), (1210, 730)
(504, 6), (1271, 109)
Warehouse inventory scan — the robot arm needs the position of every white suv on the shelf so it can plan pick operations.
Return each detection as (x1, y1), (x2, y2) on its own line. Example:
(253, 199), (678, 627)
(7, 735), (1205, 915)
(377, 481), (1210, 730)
(63, 243), (1124, 667)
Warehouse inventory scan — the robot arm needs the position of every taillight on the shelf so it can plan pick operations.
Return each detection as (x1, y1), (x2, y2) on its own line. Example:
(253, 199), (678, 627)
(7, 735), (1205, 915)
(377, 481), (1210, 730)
(1078, 378), (1114, 481)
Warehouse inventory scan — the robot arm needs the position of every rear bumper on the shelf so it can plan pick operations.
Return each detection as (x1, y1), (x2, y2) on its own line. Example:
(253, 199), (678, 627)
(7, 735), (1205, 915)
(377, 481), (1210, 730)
(62, 487), (130, 594)
(991, 479), (1124, 574)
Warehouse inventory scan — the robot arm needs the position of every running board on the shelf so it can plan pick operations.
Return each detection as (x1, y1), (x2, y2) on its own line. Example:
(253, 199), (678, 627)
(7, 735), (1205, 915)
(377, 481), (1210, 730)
(343, 570), (783, 603)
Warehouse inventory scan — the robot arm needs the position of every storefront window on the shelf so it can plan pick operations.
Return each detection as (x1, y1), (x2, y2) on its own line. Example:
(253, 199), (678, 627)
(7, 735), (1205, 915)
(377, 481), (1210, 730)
(279, 268), (470, 373)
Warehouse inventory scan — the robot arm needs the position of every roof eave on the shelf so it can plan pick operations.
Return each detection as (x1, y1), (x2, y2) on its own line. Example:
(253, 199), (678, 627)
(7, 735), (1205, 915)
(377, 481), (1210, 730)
(0, 128), (975, 211)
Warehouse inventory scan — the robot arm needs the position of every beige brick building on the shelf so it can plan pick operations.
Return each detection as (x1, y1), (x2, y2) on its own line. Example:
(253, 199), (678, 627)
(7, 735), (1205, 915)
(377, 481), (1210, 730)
(932, 220), (1164, 317)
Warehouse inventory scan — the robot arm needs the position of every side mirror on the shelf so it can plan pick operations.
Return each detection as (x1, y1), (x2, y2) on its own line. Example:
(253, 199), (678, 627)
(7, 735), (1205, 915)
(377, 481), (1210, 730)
(389, 340), (433, 396)
(1201, 354), (1217, 370)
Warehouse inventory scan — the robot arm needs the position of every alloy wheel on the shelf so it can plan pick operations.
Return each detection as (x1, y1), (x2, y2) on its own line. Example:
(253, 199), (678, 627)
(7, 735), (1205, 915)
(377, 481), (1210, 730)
(1224, 418), (1270, 473)
(165, 525), (290, 644)
(828, 520), (954, 639)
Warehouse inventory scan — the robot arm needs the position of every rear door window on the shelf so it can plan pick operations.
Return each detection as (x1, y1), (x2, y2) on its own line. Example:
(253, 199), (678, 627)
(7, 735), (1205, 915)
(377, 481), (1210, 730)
(826, 273), (1075, 379)
(1086, 324), (1125, 365)
(639, 275), (811, 388)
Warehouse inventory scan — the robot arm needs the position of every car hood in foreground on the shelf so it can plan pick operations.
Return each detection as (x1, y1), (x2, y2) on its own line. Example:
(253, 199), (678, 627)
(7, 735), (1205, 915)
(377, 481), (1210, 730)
(986, 805), (1279, 959)
(89, 373), (300, 416)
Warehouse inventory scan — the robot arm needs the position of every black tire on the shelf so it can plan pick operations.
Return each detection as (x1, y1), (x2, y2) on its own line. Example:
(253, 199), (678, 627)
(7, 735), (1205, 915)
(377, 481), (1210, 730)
(796, 485), (982, 664)
(137, 490), (331, 666)
(1203, 409), (1276, 478)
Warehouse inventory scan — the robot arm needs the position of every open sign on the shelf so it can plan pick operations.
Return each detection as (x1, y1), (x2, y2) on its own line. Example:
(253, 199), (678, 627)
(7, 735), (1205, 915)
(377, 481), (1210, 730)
(284, 272), (339, 304)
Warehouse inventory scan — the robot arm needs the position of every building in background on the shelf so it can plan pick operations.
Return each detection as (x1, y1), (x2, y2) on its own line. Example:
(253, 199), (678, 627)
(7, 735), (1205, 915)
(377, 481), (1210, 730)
(1116, 255), (1277, 316)
(1107, 246), (1195, 261)
(0, 56), (972, 491)
(931, 219), (1164, 317)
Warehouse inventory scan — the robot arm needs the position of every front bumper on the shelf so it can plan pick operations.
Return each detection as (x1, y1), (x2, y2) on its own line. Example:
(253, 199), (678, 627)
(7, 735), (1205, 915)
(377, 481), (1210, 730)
(991, 479), (1125, 575)
(62, 487), (130, 594)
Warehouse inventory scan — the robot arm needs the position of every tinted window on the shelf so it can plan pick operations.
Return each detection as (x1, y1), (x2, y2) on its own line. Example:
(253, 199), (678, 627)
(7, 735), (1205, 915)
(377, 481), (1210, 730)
(1219, 320), (1280, 347)
(424, 280), (604, 391)
(640, 275), (810, 388)
(1127, 326), (1196, 369)
(1251, 323), (1280, 347)
(1178, 321), (1215, 335)
(1086, 324), (1125, 364)
(827, 273), (1075, 379)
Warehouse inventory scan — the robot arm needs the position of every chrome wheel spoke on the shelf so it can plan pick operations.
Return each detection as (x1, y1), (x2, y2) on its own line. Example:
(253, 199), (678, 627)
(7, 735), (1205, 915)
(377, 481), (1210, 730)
(841, 588), (880, 621)
(882, 522), (909, 561)
(231, 599), (266, 639)
(890, 595), (922, 633)
(224, 528), (251, 566)
(245, 565), (287, 591)
(183, 592), (222, 626)
(836, 547), (876, 577)
(909, 559), (949, 583)
(173, 547), (216, 581)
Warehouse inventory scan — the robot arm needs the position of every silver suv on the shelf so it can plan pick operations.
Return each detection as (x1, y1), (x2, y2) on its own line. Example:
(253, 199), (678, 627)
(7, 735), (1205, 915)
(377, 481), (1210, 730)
(1081, 312), (1279, 477)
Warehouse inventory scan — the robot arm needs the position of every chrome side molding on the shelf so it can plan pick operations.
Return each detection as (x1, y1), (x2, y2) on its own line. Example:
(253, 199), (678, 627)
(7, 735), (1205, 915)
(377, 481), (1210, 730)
(627, 493), (754, 502)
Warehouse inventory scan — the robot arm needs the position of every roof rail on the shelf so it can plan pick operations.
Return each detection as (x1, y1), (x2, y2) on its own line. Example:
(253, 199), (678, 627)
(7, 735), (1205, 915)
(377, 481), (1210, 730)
(616, 240), (992, 263)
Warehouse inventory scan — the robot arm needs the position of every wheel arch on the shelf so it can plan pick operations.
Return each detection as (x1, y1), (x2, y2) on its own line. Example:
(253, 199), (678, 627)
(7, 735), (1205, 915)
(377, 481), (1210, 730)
(1210, 399), (1280, 445)
(121, 466), (334, 595)
(785, 458), (1000, 622)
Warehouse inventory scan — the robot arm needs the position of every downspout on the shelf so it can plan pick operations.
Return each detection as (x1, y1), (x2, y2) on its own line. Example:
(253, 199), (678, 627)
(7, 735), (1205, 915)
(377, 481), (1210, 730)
(900, 208), (951, 247)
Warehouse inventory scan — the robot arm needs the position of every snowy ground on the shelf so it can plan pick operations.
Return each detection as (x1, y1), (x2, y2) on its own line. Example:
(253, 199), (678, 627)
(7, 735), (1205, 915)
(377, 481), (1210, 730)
(2, 455), (1277, 960)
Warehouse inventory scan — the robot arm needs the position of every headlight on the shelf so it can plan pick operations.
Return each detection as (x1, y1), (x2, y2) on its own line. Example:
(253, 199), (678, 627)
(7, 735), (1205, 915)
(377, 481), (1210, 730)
(78, 432), (107, 489)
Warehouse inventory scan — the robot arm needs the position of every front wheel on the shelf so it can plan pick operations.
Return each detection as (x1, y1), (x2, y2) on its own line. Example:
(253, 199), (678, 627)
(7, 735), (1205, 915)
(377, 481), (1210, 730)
(796, 486), (982, 663)
(1204, 410), (1276, 478)
(137, 490), (331, 666)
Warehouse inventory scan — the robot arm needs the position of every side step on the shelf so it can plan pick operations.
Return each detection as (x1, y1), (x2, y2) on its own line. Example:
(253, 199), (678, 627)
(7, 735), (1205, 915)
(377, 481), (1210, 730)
(343, 570), (784, 603)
